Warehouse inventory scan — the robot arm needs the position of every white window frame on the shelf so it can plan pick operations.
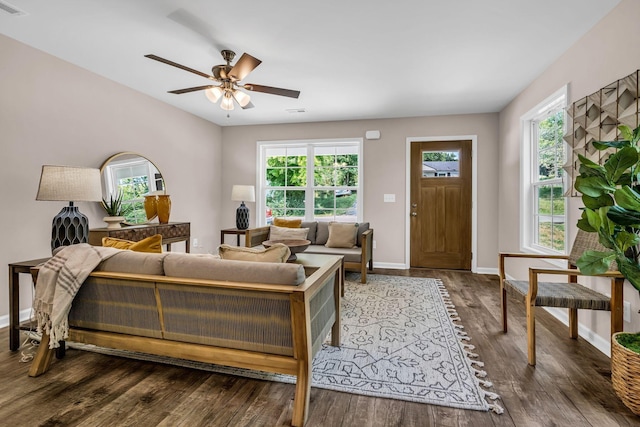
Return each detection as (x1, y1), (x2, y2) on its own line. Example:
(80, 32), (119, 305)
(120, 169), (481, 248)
(520, 85), (568, 255)
(256, 138), (363, 226)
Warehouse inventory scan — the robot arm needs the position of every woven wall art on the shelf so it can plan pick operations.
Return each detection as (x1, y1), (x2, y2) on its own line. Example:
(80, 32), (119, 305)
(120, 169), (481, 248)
(565, 70), (640, 196)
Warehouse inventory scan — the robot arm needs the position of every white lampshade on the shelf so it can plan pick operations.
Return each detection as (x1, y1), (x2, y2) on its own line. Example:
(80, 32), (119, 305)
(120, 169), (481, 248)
(205, 86), (223, 103)
(231, 185), (255, 202)
(232, 90), (251, 107)
(220, 93), (235, 111)
(36, 165), (103, 202)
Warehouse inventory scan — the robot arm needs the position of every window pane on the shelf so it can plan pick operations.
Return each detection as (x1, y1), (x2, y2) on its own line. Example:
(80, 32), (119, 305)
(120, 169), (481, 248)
(422, 150), (460, 178)
(314, 167), (334, 186)
(286, 167), (306, 186)
(285, 190), (305, 208)
(536, 111), (564, 181)
(336, 166), (358, 186)
(535, 183), (565, 251)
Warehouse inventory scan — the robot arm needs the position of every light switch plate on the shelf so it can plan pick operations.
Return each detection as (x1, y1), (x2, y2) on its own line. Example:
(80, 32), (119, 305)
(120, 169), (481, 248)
(383, 194), (395, 203)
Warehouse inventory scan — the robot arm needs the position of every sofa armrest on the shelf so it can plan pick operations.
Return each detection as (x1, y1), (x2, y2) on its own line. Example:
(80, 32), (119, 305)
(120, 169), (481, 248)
(361, 229), (373, 268)
(245, 226), (270, 247)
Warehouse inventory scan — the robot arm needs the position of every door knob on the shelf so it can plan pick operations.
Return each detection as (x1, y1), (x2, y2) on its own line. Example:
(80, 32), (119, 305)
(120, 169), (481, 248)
(411, 212), (417, 216)
(412, 203), (417, 208)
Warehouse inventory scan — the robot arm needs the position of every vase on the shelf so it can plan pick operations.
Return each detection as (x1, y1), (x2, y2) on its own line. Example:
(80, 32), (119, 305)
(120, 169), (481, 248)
(144, 195), (158, 220)
(157, 194), (171, 224)
(103, 216), (125, 229)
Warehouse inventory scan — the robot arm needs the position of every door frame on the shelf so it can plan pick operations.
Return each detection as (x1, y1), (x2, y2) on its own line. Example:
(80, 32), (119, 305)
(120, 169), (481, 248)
(405, 135), (478, 272)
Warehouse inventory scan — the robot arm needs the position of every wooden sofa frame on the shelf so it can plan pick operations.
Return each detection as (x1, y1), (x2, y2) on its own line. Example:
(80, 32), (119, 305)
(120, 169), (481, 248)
(29, 255), (343, 427)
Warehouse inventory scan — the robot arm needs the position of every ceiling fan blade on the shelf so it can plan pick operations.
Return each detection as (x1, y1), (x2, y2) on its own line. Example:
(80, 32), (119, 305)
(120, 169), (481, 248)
(244, 84), (300, 99)
(145, 54), (214, 81)
(168, 85), (217, 94)
(228, 53), (262, 81)
(241, 101), (255, 110)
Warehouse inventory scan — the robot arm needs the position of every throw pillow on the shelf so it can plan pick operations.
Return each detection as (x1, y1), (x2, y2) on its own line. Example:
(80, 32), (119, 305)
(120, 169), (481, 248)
(325, 222), (358, 248)
(218, 243), (290, 263)
(101, 234), (163, 253)
(270, 225), (309, 241)
(273, 217), (302, 228)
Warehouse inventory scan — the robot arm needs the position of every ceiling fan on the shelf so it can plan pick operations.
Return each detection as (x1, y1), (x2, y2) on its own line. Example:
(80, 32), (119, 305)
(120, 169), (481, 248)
(144, 50), (300, 111)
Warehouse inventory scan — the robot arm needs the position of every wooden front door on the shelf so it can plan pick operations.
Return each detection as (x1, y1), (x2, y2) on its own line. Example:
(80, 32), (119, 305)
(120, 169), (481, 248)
(410, 140), (472, 269)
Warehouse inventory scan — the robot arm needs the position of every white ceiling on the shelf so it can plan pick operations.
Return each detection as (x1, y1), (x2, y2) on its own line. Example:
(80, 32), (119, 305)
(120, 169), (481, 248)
(0, 0), (621, 127)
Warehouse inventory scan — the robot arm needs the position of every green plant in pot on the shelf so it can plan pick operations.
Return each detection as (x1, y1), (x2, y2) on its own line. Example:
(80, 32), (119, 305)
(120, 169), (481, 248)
(101, 191), (129, 229)
(574, 124), (640, 415)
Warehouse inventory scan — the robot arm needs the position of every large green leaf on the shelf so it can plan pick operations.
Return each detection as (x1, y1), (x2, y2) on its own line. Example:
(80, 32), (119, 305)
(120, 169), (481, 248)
(576, 250), (615, 275)
(593, 139), (630, 150)
(615, 186), (640, 211)
(577, 210), (596, 232)
(615, 230), (640, 253)
(617, 257), (640, 293)
(604, 146), (638, 183)
(619, 125), (634, 142)
(575, 175), (615, 197)
(616, 172), (632, 187)
(585, 208), (602, 230)
(582, 194), (614, 210)
(608, 205), (640, 227)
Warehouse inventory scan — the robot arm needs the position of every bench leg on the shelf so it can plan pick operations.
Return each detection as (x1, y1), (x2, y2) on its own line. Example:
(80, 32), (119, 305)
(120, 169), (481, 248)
(526, 302), (536, 366)
(568, 308), (578, 339)
(291, 360), (311, 427)
(28, 333), (56, 377)
(500, 281), (508, 333)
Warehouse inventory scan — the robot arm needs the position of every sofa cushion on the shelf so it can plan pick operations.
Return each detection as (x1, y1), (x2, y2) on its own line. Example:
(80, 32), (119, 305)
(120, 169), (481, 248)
(326, 222), (358, 248)
(357, 222), (370, 247)
(164, 253), (305, 285)
(273, 217), (302, 228)
(270, 225), (309, 241)
(304, 245), (363, 263)
(102, 234), (163, 253)
(218, 243), (290, 263)
(315, 221), (330, 245)
(95, 250), (167, 275)
(301, 221), (318, 244)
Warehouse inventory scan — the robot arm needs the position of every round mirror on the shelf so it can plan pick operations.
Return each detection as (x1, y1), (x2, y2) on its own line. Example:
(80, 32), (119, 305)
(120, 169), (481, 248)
(100, 152), (165, 224)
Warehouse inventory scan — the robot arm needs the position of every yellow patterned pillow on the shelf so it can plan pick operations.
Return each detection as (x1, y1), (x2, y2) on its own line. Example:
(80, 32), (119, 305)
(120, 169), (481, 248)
(102, 234), (163, 253)
(273, 217), (302, 228)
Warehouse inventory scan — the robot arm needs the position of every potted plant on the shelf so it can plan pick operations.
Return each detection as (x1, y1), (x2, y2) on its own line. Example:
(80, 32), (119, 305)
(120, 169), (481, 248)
(574, 123), (640, 415)
(101, 191), (127, 229)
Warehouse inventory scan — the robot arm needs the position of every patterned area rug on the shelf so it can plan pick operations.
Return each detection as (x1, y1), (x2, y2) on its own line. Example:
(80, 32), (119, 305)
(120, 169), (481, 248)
(68, 274), (502, 413)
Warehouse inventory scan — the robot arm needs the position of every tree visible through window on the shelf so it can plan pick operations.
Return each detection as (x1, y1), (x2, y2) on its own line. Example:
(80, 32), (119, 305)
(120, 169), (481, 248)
(533, 109), (565, 251)
(260, 140), (361, 224)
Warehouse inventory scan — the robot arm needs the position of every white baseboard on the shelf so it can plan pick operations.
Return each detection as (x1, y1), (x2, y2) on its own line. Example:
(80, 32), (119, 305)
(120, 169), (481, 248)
(372, 262), (406, 270)
(476, 267), (498, 275)
(0, 308), (33, 330)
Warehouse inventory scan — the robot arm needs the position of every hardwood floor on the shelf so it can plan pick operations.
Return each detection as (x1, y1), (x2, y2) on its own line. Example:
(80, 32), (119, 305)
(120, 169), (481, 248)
(1, 269), (638, 426)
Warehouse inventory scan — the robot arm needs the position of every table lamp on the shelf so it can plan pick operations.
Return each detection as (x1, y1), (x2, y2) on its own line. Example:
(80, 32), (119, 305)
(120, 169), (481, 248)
(36, 165), (103, 251)
(231, 185), (255, 230)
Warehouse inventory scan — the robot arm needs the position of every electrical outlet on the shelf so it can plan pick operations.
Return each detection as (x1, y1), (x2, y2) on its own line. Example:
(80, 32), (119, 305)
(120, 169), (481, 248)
(373, 240), (376, 249)
(624, 301), (631, 323)
(193, 238), (199, 248)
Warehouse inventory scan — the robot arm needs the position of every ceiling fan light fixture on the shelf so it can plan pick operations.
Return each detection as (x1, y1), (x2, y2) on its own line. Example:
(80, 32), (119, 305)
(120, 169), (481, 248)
(220, 93), (235, 111)
(232, 90), (251, 107)
(205, 86), (223, 103)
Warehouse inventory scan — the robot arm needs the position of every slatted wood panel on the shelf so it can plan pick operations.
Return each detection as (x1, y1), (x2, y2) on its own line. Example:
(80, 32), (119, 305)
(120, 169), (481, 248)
(1, 269), (637, 426)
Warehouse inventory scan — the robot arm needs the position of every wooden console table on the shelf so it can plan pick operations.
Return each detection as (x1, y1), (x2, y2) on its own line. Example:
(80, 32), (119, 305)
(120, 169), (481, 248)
(220, 227), (248, 246)
(90, 222), (190, 252)
(8, 258), (49, 351)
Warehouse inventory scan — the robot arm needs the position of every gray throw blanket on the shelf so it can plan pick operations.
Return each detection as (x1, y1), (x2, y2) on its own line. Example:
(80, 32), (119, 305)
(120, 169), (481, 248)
(33, 243), (121, 348)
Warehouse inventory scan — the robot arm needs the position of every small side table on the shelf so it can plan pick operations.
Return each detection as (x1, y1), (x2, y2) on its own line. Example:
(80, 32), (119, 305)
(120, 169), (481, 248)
(8, 258), (49, 351)
(220, 228), (248, 246)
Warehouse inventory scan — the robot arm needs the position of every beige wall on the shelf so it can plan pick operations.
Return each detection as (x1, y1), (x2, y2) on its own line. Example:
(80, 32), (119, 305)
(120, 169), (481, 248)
(221, 113), (499, 269)
(0, 34), (223, 321)
(498, 0), (640, 350)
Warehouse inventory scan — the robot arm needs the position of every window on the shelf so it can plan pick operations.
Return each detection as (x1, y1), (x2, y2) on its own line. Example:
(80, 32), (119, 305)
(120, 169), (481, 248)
(521, 87), (567, 254)
(258, 139), (362, 225)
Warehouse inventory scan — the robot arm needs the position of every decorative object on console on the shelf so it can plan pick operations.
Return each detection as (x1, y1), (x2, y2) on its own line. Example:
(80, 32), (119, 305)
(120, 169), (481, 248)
(156, 194), (171, 224)
(231, 185), (255, 230)
(143, 195), (158, 220)
(36, 165), (103, 251)
(101, 190), (127, 229)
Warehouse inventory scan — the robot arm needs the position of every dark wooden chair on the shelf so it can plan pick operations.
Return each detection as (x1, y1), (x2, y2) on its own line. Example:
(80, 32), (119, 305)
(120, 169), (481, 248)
(499, 229), (624, 365)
